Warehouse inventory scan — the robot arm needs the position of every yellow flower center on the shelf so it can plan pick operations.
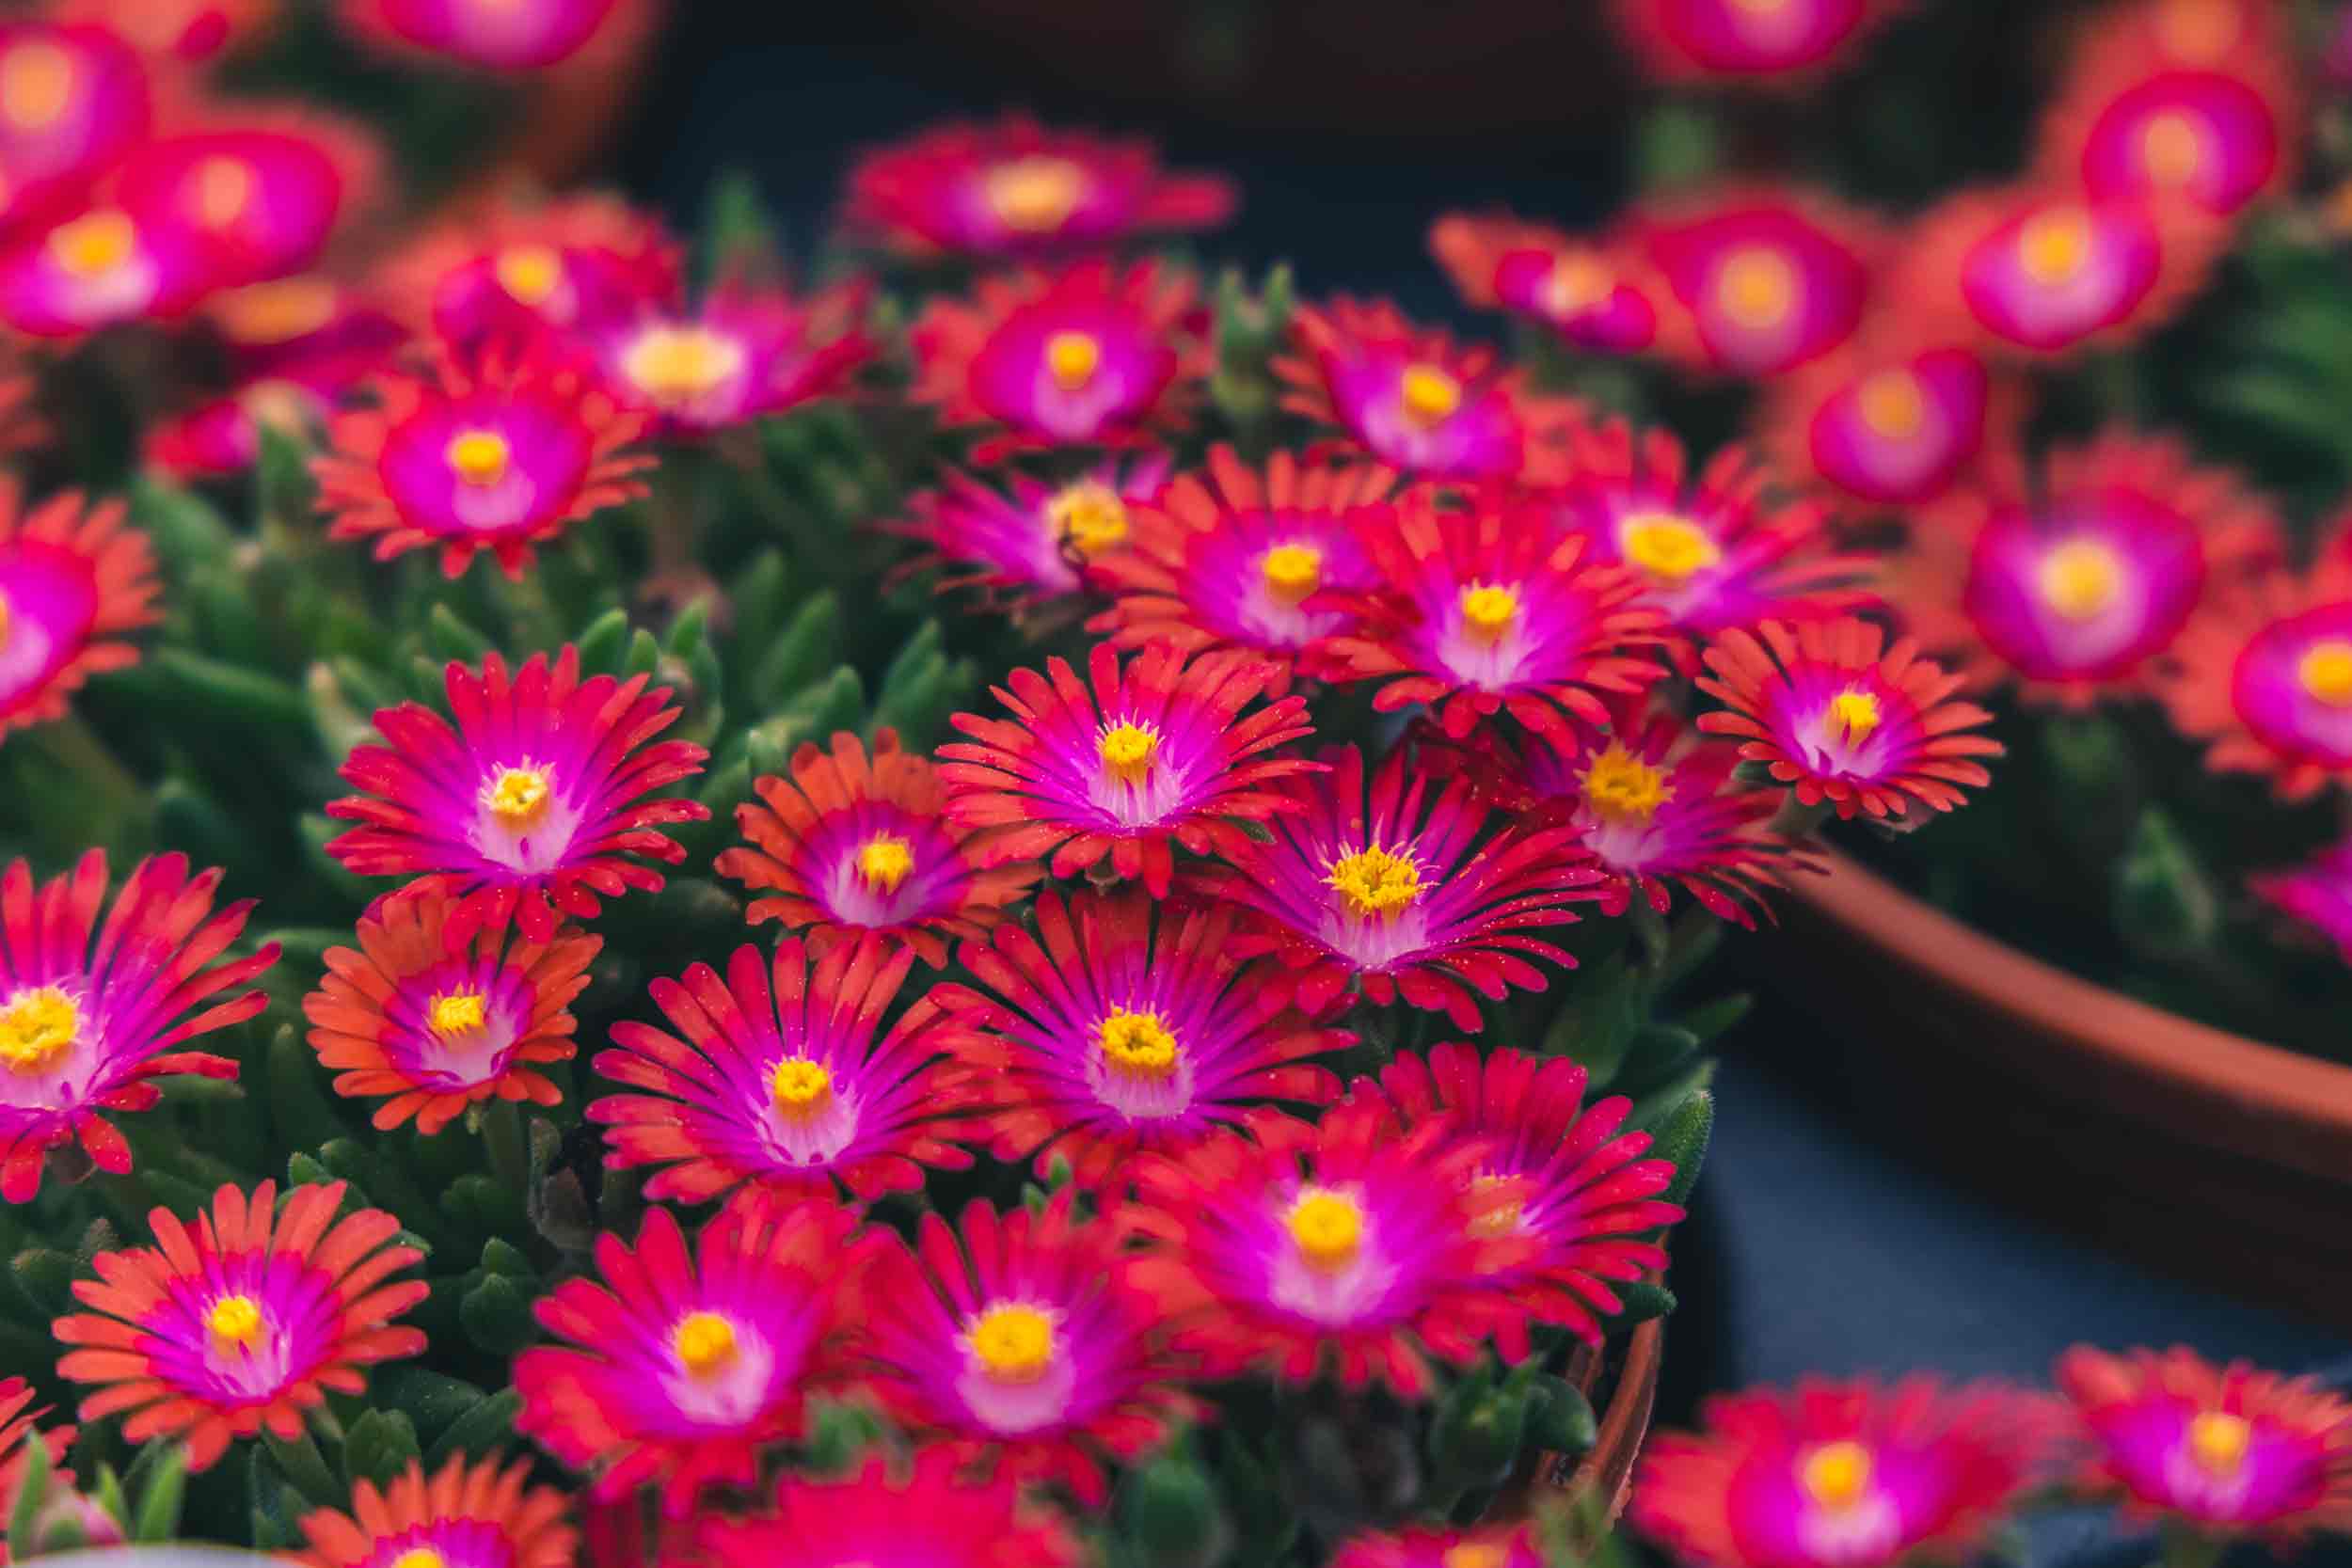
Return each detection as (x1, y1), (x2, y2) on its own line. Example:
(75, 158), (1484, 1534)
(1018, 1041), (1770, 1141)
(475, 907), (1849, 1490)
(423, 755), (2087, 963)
(1048, 481), (1130, 557)
(2139, 110), (2206, 187)
(426, 991), (486, 1037)
(1466, 1172), (1529, 1239)
(207, 1294), (264, 1351)
(2187, 1410), (2252, 1478)
(983, 154), (1087, 233)
(0, 987), (77, 1073)
(1097, 1007), (1179, 1078)
(1542, 252), (1613, 317)
(48, 209), (134, 278)
(1261, 543), (1324, 603)
(1442, 1546), (1508, 1568)
(0, 589), (11, 648)
(445, 429), (512, 486)
(494, 243), (563, 306)
(190, 155), (254, 230)
(621, 325), (747, 405)
(1619, 512), (1722, 584)
(2037, 539), (2124, 621)
(1799, 1440), (1875, 1512)
(1398, 361), (1464, 428)
(240, 379), (312, 436)
(856, 835), (914, 893)
(965, 1303), (1056, 1381)
(1097, 721), (1159, 784)
(673, 1310), (739, 1376)
(1856, 369), (1926, 439)
(1286, 1188), (1365, 1271)
(1826, 689), (1882, 746)
(1327, 847), (1424, 920)
(1580, 744), (1673, 821)
(1457, 582), (1520, 643)
(389, 1551), (446, 1568)
(1716, 245), (1797, 329)
(483, 765), (552, 826)
(1044, 329), (1101, 391)
(2299, 641), (2352, 705)
(0, 42), (73, 131)
(215, 277), (339, 343)
(2018, 208), (2094, 286)
(770, 1057), (833, 1117)
(2158, 0), (2237, 62)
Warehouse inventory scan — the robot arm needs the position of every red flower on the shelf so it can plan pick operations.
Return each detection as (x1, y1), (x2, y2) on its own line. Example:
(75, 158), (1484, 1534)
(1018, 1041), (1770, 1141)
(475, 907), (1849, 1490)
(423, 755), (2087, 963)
(1608, 0), (1908, 87)
(1430, 211), (1667, 356)
(293, 1453), (575, 1568)
(1629, 185), (1884, 377)
(692, 1448), (1085, 1568)
(0, 483), (161, 740)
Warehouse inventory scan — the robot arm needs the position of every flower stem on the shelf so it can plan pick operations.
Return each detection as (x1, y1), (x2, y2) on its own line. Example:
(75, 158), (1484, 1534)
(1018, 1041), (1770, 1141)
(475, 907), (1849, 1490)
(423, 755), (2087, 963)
(481, 1100), (528, 1196)
(261, 1430), (338, 1506)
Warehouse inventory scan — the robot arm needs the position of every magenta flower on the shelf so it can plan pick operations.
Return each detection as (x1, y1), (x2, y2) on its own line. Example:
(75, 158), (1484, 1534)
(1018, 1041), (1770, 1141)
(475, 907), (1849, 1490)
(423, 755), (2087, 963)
(1757, 340), (2019, 509)
(1609, 0), (1908, 87)
(1432, 212), (1666, 356)
(344, 0), (625, 70)
(1632, 186), (1881, 376)
(0, 203), (212, 338)
(889, 452), (1172, 608)
(2249, 841), (2352, 964)
(0, 24), (151, 234)
(598, 283), (872, 436)
(112, 123), (359, 289)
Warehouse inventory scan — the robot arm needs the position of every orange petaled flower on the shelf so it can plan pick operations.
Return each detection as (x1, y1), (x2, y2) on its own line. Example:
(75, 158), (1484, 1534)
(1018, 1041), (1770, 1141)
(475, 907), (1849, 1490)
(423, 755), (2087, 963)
(0, 483), (161, 740)
(1628, 184), (1884, 379)
(380, 191), (678, 352)
(294, 1453), (575, 1568)
(714, 728), (1041, 968)
(302, 890), (599, 1134)
(1753, 333), (2026, 510)
(1608, 0), (1909, 88)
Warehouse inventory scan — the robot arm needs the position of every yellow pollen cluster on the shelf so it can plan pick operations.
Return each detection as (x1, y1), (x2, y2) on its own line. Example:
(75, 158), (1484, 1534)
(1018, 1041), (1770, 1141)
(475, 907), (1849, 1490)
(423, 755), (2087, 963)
(48, 209), (134, 278)
(965, 1302), (1056, 1381)
(1825, 689), (1882, 746)
(1048, 481), (1130, 557)
(494, 244), (564, 307)
(673, 1310), (739, 1376)
(2299, 641), (2352, 706)
(215, 277), (341, 344)
(0, 987), (76, 1074)
(426, 991), (486, 1037)
(770, 1057), (833, 1117)
(1542, 253), (1612, 317)
(1457, 582), (1521, 644)
(2018, 208), (2094, 286)
(1716, 246), (1797, 330)
(0, 588), (12, 648)
(483, 765), (552, 826)
(1261, 543), (1324, 603)
(1856, 370), (1927, 440)
(2187, 1409), (2252, 1478)
(1097, 1007), (1179, 1077)
(0, 43), (72, 131)
(1466, 1172), (1529, 1239)
(1398, 362), (1463, 428)
(389, 1550), (447, 1568)
(2036, 539), (2124, 622)
(191, 155), (254, 230)
(445, 429), (513, 487)
(983, 155), (1087, 233)
(2139, 111), (2206, 188)
(1580, 744), (1674, 822)
(621, 325), (747, 405)
(1441, 1545), (1509, 1568)
(1619, 512), (1722, 585)
(1286, 1188), (1365, 1271)
(207, 1293), (264, 1352)
(1044, 330), (1101, 391)
(1098, 721), (1160, 784)
(1327, 847), (1423, 920)
(1799, 1440), (1875, 1512)
(856, 835), (915, 894)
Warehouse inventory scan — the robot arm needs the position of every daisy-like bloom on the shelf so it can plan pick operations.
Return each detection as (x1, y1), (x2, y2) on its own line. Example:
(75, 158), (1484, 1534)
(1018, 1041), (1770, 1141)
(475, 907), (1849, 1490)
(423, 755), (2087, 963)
(0, 850), (276, 1204)
(1381, 1043), (1680, 1359)
(1429, 211), (1664, 355)
(931, 889), (1346, 1186)
(1607, 0), (1906, 87)
(888, 452), (1172, 608)
(302, 891), (599, 1135)
(293, 1453), (575, 1568)
(1696, 617), (2001, 819)
(598, 282), (872, 436)
(2056, 1346), (2352, 1543)
(314, 350), (653, 578)
(1754, 337), (2022, 509)
(938, 640), (1318, 898)
(2159, 543), (2352, 800)
(1547, 420), (1873, 668)
(1901, 434), (2280, 707)
(0, 201), (213, 338)
(1207, 744), (1603, 1030)
(0, 24), (151, 234)
(910, 260), (1205, 464)
(53, 1180), (427, 1472)
(2249, 840), (2352, 965)
(1631, 1378), (2057, 1568)
(325, 645), (709, 944)
(111, 119), (372, 289)
(1124, 1097), (1526, 1396)
(383, 193), (677, 352)
(714, 728), (1040, 968)
(693, 1449), (1083, 1568)
(1630, 187), (1880, 377)
(861, 1193), (1198, 1505)
(515, 1195), (879, 1516)
(845, 113), (1235, 259)
(589, 933), (976, 1204)
(342, 0), (622, 69)
(1087, 444), (1395, 689)
(1327, 1524), (1545, 1568)
(1316, 488), (1668, 742)
(146, 382), (326, 480)
(0, 485), (161, 740)
(1272, 296), (1582, 483)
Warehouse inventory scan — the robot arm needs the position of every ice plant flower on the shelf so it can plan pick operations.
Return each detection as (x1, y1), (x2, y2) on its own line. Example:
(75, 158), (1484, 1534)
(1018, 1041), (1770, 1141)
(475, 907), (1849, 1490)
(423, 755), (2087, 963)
(326, 644), (709, 944)
(889, 452), (1172, 607)
(52, 1180), (426, 1472)
(938, 641), (1319, 898)
(1430, 212), (1663, 355)
(385, 193), (677, 351)
(1631, 1378), (2056, 1568)
(1381, 1044), (1680, 1355)
(315, 351), (654, 578)
(1273, 296), (1582, 482)
(53, 0), (271, 61)
(0, 202), (211, 338)
(2037, 27), (2296, 220)
(293, 1453), (575, 1568)
(2158, 545), (2352, 800)
(0, 24), (151, 234)
(1207, 744), (1603, 1030)
(589, 933), (976, 1204)
(0, 485), (161, 740)
(0, 850), (276, 1204)
(715, 727), (1041, 968)
(598, 283), (872, 436)
(932, 889), (1346, 1185)
(146, 382), (326, 480)
(845, 114), (1235, 258)
(342, 0), (623, 69)
(112, 122), (364, 289)
(691, 1449), (1084, 1568)
(1088, 444), (1395, 689)
(911, 260), (1204, 463)
(1327, 1524), (1546, 1568)
(1546, 420), (1873, 666)
(1317, 488), (1668, 741)
(515, 1196), (877, 1516)
(1631, 188), (1880, 376)
(1607, 0), (1907, 86)
(2056, 1346), (2352, 1542)
(1697, 617), (2001, 819)
(1755, 339), (2020, 509)
(1124, 1097), (1527, 1396)
(2249, 840), (2352, 965)
(862, 1193), (1197, 1504)
(302, 891), (599, 1135)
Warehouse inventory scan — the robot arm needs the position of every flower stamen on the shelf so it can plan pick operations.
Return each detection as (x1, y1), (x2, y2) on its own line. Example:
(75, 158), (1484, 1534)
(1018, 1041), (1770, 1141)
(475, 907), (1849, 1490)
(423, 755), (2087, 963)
(2186, 1410), (2251, 1478)
(1097, 721), (1159, 784)
(483, 765), (552, 826)
(494, 244), (563, 306)
(673, 1310), (739, 1376)
(1044, 330), (1101, 391)
(856, 835), (914, 894)
(1856, 370), (1926, 439)
(1826, 689), (1882, 746)
(47, 209), (134, 278)
(426, 991), (486, 1037)
(1048, 481), (1129, 556)
(621, 325), (747, 406)
(1716, 246), (1797, 330)
(2037, 539), (2123, 621)
(983, 155), (1087, 233)
(1457, 582), (1521, 644)
(2018, 208), (2094, 286)
(1327, 847), (1423, 919)
(0, 986), (76, 1073)
(445, 429), (513, 487)
(1286, 1188), (1364, 1271)
(1261, 543), (1323, 603)
(1799, 1439), (1874, 1512)
(206, 1294), (264, 1354)
(1097, 1007), (1179, 1077)
(1619, 512), (1722, 585)
(770, 1058), (833, 1117)
(1398, 362), (1463, 428)
(1581, 744), (1674, 821)
(2299, 641), (2352, 705)
(965, 1302), (1056, 1382)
